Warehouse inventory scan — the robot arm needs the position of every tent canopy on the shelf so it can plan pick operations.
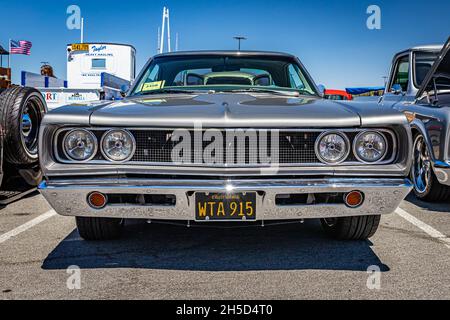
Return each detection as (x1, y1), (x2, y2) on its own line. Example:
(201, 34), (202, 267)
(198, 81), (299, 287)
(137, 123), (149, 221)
(345, 87), (384, 95)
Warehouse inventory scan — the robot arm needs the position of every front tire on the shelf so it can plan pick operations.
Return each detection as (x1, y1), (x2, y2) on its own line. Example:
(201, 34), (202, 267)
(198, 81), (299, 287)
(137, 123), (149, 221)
(76, 217), (123, 241)
(411, 134), (450, 202)
(320, 215), (381, 240)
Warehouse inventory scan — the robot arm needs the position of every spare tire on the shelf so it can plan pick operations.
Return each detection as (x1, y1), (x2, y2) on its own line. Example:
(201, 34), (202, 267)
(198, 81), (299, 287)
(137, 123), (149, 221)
(0, 87), (46, 165)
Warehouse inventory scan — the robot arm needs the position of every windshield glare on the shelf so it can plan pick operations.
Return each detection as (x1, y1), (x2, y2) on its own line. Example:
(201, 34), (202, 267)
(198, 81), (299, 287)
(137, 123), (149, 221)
(131, 55), (317, 96)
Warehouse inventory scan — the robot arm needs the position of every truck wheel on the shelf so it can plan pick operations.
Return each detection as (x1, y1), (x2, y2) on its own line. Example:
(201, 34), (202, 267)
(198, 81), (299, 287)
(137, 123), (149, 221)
(320, 215), (381, 240)
(411, 134), (450, 202)
(75, 217), (123, 241)
(0, 87), (46, 165)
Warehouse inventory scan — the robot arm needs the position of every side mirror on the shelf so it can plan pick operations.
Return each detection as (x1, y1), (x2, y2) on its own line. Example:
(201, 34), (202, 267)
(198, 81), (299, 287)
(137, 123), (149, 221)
(317, 84), (326, 95)
(391, 84), (403, 95)
(120, 84), (130, 97)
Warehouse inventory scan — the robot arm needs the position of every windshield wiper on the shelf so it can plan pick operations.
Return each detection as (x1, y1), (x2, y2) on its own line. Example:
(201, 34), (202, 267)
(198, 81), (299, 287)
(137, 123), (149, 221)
(227, 88), (310, 97)
(136, 88), (199, 96)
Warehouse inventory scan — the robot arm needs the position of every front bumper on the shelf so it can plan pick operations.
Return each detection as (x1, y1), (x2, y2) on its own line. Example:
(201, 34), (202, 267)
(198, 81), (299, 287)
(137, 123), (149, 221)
(39, 178), (412, 221)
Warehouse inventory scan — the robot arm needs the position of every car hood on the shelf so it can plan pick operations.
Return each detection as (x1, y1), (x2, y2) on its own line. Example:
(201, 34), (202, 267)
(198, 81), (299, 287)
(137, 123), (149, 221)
(45, 92), (407, 128)
(88, 93), (364, 128)
(416, 36), (450, 99)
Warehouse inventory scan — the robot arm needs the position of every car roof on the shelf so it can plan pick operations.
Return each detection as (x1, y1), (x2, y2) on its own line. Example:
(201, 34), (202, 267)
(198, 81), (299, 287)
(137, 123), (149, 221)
(395, 44), (444, 57)
(154, 50), (297, 59)
(410, 44), (443, 51)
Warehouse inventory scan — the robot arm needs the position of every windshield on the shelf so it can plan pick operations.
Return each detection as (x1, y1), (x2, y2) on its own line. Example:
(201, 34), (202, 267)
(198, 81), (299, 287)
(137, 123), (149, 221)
(414, 51), (439, 88)
(130, 55), (318, 96)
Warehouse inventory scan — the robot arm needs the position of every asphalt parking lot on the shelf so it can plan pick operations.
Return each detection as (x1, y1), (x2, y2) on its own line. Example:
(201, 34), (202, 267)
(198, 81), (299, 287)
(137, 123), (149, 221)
(0, 192), (449, 300)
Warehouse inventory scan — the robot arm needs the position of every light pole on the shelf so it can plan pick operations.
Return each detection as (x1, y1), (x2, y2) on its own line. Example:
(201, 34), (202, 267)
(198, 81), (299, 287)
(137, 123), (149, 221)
(233, 36), (247, 51)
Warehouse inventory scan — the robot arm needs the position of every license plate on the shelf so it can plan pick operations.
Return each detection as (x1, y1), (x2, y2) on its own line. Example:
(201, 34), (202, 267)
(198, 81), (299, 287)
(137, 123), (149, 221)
(195, 192), (256, 221)
(71, 43), (89, 51)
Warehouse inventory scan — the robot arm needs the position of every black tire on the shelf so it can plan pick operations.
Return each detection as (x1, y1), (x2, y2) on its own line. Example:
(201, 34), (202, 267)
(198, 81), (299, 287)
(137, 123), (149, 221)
(411, 134), (450, 202)
(0, 87), (46, 165)
(320, 215), (381, 240)
(76, 217), (123, 241)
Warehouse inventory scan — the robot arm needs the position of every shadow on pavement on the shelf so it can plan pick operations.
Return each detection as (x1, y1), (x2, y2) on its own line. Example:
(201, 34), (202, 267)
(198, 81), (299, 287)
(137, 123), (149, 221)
(405, 194), (450, 213)
(42, 219), (389, 272)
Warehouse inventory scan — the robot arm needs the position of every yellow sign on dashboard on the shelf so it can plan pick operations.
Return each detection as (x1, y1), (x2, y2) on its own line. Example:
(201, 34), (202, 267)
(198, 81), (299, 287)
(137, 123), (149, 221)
(71, 44), (89, 51)
(141, 81), (166, 92)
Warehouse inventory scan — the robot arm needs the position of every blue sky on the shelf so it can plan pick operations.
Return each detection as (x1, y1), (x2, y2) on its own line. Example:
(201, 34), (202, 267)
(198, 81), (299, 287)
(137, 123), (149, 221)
(1, 0), (449, 88)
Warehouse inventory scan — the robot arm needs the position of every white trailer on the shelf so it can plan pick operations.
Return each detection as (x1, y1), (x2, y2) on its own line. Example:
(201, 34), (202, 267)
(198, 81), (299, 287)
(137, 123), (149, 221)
(22, 43), (136, 110)
(67, 43), (136, 89)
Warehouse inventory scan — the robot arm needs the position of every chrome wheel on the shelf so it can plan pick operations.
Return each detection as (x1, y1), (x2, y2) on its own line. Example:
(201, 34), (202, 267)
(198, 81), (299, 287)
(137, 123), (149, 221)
(20, 99), (41, 159)
(412, 135), (432, 194)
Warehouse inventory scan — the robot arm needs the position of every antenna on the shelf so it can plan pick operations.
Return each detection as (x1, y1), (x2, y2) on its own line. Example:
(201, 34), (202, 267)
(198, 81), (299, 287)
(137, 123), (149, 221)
(175, 33), (179, 51)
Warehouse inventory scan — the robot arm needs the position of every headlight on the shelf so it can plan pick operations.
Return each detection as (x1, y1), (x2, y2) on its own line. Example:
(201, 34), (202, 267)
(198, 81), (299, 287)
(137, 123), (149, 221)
(101, 129), (136, 162)
(63, 129), (97, 161)
(315, 131), (350, 164)
(353, 131), (387, 163)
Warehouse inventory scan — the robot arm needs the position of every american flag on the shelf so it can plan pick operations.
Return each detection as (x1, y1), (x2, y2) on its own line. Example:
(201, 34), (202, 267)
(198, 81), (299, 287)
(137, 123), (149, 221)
(10, 40), (32, 55)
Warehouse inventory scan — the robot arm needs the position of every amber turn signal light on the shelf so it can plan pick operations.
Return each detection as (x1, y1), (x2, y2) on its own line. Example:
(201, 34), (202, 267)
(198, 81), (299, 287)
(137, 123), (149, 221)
(344, 191), (364, 208)
(87, 192), (108, 209)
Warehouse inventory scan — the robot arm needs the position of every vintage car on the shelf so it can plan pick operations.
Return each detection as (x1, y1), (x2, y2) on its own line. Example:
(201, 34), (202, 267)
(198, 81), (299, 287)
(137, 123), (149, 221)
(39, 51), (413, 241)
(379, 37), (450, 202)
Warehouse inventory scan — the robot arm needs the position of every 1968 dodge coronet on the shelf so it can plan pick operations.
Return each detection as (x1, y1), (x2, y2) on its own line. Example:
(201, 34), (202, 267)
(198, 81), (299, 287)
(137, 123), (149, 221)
(38, 51), (413, 241)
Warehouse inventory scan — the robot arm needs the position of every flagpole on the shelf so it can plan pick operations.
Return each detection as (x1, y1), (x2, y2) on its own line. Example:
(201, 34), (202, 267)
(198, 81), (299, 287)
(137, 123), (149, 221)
(8, 39), (11, 69)
(81, 18), (84, 43)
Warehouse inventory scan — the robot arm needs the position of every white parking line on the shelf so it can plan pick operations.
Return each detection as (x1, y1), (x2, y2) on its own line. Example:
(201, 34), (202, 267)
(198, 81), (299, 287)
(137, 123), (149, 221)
(395, 207), (450, 249)
(0, 210), (57, 244)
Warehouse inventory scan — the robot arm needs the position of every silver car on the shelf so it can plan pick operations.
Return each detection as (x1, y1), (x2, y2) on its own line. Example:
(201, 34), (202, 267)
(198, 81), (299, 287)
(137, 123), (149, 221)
(38, 51), (413, 241)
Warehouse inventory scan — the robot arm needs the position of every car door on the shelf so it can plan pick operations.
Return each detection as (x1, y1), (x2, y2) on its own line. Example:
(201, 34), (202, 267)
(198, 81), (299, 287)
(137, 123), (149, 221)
(380, 53), (414, 109)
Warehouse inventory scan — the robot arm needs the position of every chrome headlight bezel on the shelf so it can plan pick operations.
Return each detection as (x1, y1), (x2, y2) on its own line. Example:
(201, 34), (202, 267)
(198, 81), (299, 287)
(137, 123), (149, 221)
(100, 129), (136, 163)
(62, 129), (98, 162)
(315, 131), (350, 165)
(353, 130), (388, 164)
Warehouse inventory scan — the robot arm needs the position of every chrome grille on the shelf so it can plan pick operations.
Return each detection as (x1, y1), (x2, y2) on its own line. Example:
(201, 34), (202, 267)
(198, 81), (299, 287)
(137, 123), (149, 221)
(129, 130), (322, 165)
(54, 128), (396, 166)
